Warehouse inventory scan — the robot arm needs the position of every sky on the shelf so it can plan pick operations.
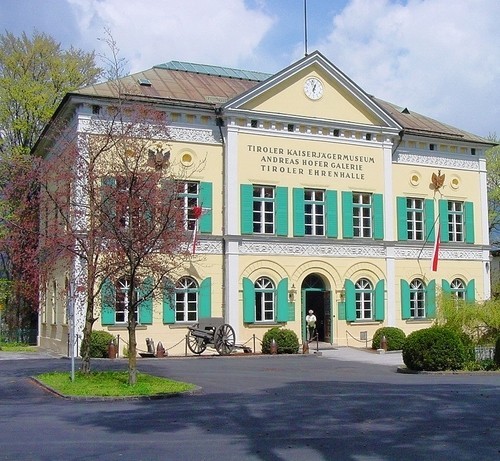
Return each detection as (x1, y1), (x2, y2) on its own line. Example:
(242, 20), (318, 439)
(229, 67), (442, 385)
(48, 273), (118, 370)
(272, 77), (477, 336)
(0, 0), (499, 138)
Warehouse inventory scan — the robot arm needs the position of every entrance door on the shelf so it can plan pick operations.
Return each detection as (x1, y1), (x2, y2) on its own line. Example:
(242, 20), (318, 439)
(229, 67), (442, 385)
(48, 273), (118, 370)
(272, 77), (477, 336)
(302, 274), (332, 343)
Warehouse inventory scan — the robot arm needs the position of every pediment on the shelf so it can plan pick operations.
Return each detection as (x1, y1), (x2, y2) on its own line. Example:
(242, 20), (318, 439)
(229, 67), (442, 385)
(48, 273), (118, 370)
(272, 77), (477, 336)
(224, 51), (400, 129)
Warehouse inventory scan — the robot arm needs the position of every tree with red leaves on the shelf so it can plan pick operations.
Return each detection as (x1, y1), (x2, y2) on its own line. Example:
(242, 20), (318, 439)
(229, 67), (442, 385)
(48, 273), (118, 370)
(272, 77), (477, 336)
(38, 33), (200, 381)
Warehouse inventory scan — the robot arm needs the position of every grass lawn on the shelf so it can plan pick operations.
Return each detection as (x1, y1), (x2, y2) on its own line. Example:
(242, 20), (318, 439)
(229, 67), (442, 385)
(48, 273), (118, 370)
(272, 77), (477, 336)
(0, 342), (37, 352)
(35, 371), (197, 398)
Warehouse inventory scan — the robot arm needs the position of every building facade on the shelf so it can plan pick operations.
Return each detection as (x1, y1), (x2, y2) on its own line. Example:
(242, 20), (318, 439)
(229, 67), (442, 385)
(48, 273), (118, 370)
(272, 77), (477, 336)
(36, 51), (493, 356)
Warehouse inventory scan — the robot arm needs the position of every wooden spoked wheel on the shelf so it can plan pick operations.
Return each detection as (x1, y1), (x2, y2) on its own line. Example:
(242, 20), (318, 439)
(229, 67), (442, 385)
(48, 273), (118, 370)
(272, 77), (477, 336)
(187, 331), (207, 354)
(214, 324), (235, 355)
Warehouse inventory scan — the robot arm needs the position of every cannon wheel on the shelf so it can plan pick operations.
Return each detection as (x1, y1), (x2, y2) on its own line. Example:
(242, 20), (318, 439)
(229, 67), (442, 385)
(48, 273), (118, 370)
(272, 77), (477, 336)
(187, 330), (207, 355)
(214, 324), (235, 355)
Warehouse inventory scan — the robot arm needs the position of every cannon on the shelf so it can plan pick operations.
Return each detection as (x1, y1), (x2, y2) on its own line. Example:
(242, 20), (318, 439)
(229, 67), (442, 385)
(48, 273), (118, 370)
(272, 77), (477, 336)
(187, 317), (236, 355)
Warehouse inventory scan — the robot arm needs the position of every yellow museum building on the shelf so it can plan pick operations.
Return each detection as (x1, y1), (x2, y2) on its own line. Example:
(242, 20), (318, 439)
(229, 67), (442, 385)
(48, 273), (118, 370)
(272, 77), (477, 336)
(36, 51), (493, 355)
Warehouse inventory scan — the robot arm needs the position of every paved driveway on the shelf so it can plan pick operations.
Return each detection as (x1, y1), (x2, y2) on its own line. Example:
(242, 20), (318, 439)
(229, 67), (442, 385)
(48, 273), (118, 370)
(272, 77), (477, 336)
(0, 352), (498, 461)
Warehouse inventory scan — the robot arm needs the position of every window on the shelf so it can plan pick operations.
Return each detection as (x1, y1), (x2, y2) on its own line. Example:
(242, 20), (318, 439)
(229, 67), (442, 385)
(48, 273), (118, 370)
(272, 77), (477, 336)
(410, 278), (426, 318)
(255, 277), (275, 322)
(406, 198), (424, 240)
(115, 278), (138, 324)
(353, 193), (372, 238)
(355, 278), (373, 320)
(450, 278), (466, 300)
(51, 281), (57, 324)
(177, 181), (200, 231)
(447, 201), (464, 242)
(304, 189), (325, 236)
(175, 277), (198, 322)
(253, 186), (275, 234)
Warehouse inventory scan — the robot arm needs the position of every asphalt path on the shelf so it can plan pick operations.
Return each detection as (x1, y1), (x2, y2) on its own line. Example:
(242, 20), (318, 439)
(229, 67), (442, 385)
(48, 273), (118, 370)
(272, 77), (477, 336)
(0, 351), (499, 461)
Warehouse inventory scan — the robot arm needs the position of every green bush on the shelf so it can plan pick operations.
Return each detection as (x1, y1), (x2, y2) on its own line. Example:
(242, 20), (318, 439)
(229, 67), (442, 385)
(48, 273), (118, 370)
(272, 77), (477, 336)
(495, 336), (500, 368)
(371, 327), (406, 351)
(402, 326), (466, 371)
(262, 327), (299, 354)
(85, 330), (115, 358)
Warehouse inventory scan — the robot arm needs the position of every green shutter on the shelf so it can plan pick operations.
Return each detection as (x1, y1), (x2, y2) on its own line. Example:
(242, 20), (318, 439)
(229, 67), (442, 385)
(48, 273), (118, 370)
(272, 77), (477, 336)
(199, 182), (213, 233)
(441, 279), (451, 294)
(464, 202), (475, 243)
(293, 188), (305, 237)
(344, 279), (356, 321)
(397, 197), (408, 241)
(372, 194), (384, 240)
(101, 278), (115, 325)
(466, 279), (475, 302)
(400, 279), (411, 319)
(276, 278), (288, 322)
(342, 191), (353, 239)
(240, 184), (253, 235)
(198, 277), (212, 318)
(275, 186), (288, 236)
(326, 190), (338, 238)
(439, 200), (449, 243)
(243, 277), (255, 323)
(426, 280), (436, 318)
(162, 280), (175, 324)
(425, 199), (436, 243)
(138, 277), (153, 325)
(337, 301), (346, 320)
(374, 279), (385, 320)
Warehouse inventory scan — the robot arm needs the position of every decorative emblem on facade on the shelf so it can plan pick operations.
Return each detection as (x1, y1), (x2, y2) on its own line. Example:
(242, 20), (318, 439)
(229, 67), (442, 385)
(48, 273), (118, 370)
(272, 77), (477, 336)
(431, 170), (445, 191)
(147, 147), (170, 170)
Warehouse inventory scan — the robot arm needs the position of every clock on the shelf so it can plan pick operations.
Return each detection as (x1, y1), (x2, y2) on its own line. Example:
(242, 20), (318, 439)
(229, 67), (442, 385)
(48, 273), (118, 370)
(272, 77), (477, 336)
(304, 77), (324, 100)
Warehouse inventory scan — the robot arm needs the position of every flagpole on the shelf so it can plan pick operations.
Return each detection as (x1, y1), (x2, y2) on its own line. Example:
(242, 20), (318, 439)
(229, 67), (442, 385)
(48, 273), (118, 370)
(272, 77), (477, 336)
(304, 0), (308, 56)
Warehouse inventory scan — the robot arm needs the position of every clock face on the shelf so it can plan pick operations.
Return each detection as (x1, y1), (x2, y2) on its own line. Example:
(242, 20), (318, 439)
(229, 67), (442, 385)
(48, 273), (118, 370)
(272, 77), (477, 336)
(304, 77), (324, 100)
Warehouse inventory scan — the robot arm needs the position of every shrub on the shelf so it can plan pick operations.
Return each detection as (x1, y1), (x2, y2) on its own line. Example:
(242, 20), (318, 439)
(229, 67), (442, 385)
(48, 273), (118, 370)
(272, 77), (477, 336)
(262, 327), (299, 354)
(371, 327), (406, 351)
(402, 326), (466, 371)
(495, 336), (500, 368)
(85, 330), (115, 358)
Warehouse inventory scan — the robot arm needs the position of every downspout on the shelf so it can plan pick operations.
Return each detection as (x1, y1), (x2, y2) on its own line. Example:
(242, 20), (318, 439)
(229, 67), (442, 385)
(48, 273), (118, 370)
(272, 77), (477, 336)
(215, 107), (227, 319)
(392, 129), (405, 158)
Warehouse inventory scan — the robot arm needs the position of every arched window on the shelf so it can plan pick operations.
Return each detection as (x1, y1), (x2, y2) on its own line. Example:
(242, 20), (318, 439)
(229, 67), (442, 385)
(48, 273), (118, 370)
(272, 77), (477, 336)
(355, 278), (373, 320)
(410, 278), (426, 318)
(255, 277), (275, 322)
(175, 277), (198, 322)
(451, 278), (466, 300)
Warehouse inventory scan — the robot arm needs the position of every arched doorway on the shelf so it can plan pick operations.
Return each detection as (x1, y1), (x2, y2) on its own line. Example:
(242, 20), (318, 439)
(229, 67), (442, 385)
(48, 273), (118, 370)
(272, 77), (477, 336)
(301, 274), (332, 343)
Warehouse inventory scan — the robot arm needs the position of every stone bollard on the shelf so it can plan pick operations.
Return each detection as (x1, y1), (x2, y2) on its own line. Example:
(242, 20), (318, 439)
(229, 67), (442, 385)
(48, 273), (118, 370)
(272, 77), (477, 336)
(108, 340), (117, 359)
(270, 338), (278, 355)
(302, 341), (309, 354)
(156, 341), (166, 358)
(380, 335), (388, 352)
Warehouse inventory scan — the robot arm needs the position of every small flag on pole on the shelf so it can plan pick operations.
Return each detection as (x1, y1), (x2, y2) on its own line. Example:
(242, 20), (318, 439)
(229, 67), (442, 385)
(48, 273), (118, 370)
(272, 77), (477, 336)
(191, 206), (204, 254)
(431, 228), (440, 271)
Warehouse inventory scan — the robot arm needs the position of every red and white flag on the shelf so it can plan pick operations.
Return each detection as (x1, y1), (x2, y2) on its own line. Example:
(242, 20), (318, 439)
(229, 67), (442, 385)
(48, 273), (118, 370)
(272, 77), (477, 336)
(191, 206), (204, 254)
(431, 228), (440, 271)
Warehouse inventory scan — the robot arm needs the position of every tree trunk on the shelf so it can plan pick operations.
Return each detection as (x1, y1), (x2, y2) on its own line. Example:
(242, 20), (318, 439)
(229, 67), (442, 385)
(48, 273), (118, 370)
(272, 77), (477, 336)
(79, 297), (96, 374)
(127, 281), (138, 385)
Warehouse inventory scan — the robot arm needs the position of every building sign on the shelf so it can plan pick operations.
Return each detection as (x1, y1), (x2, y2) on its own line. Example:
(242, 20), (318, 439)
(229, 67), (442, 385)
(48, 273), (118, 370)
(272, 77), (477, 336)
(247, 144), (376, 180)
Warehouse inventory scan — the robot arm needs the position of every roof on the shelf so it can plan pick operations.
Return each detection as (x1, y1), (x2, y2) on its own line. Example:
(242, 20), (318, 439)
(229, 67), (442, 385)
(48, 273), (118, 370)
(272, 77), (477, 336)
(72, 59), (491, 145)
(155, 60), (271, 82)
(74, 61), (267, 107)
(374, 98), (490, 144)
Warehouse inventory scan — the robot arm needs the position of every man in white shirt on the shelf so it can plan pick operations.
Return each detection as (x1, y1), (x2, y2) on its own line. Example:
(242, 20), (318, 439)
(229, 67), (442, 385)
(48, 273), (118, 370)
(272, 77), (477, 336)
(305, 309), (317, 341)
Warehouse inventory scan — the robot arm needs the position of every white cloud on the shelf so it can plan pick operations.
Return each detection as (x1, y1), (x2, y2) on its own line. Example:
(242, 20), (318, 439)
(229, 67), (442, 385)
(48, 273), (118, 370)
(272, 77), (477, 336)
(313, 0), (500, 136)
(68, 0), (275, 73)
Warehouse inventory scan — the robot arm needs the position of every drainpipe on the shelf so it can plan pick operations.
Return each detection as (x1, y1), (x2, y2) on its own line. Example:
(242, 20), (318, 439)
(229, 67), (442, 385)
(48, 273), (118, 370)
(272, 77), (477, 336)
(215, 107), (227, 320)
(392, 129), (405, 158)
